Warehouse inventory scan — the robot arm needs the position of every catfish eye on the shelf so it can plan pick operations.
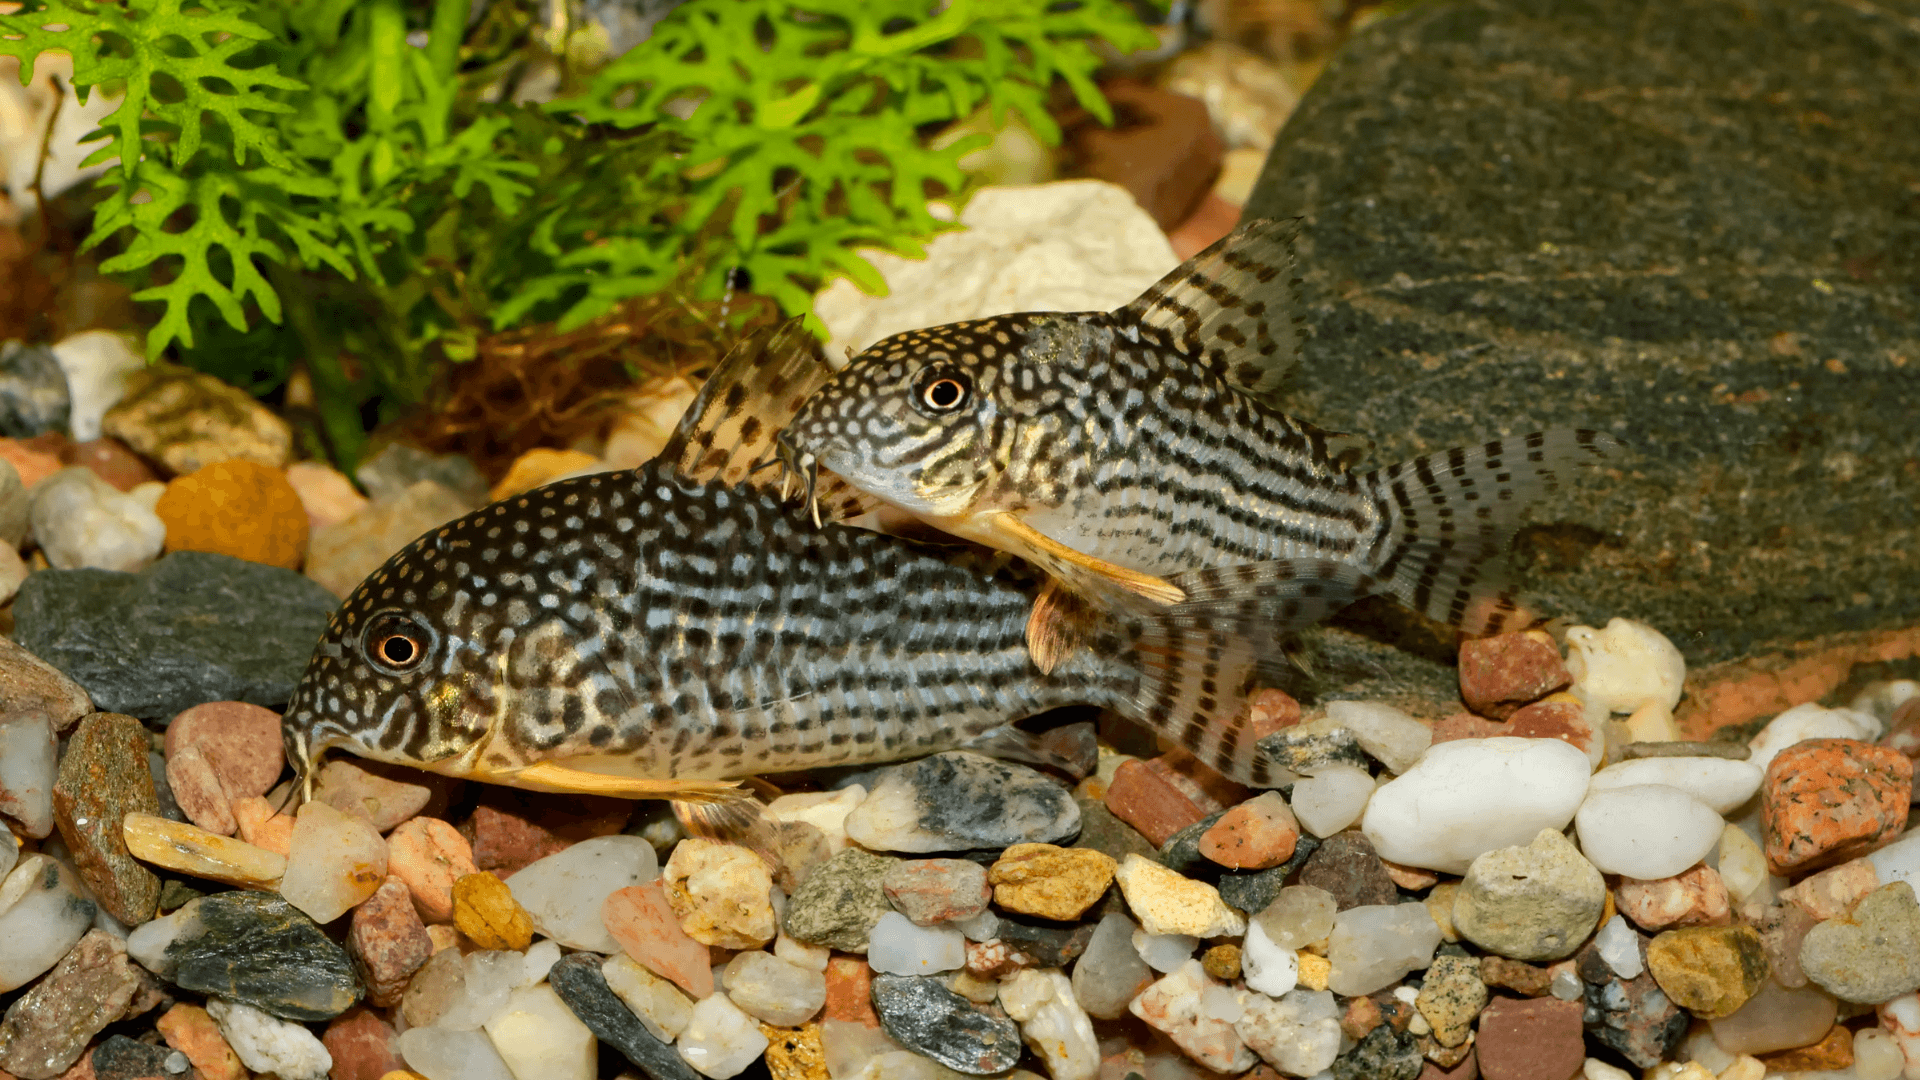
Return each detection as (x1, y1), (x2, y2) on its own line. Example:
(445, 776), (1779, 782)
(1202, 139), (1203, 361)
(364, 612), (434, 674)
(913, 368), (972, 415)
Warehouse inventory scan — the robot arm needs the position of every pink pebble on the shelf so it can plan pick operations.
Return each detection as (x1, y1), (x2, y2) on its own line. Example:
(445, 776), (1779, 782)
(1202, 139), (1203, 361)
(165, 702), (286, 800)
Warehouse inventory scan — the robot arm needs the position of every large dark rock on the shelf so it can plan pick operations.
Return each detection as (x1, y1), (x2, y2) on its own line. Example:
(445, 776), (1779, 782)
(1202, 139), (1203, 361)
(870, 973), (1024, 1075)
(1246, 0), (1920, 667)
(166, 891), (362, 1021)
(547, 953), (701, 1080)
(14, 551), (337, 719)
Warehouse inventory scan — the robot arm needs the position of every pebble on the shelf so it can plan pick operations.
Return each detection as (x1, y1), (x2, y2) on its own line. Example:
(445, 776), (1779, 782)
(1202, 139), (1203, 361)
(1855, 1026), (1907, 1080)
(0, 929), (139, 1079)
(1577, 942), (1689, 1068)
(1326, 902), (1443, 996)
(601, 376), (701, 468)
(1197, 791), (1300, 869)
(1160, 40), (1300, 152)
(0, 339), (71, 437)
(1705, 976), (1836, 1055)
(1458, 630), (1573, 719)
(53, 711), (162, 924)
(280, 799), (388, 924)
(470, 790), (631, 875)
(1715, 823), (1770, 905)
(121, 812), (286, 888)
(673, 993), (769, 1079)
(0, 541), (24, 608)
(764, 786), (865, 854)
(1454, 828), (1606, 961)
(1761, 738), (1911, 875)
(546, 953), (700, 1080)
(1868, 827), (1920, 888)
(1747, 703), (1881, 774)
(1254, 885), (1338, 951)
(1240, 918), (1299, 996)
(380, 816), (476, 925)
(1588, 756), (1763, 815)
(1289, 764), (1378, 837)
(1332, 1022), (1421, 1080)
(1258, 716), (1370, 774)
(1574, 784), (1724, 880)
(781, 847), (897, 952)
(15, 550), (337, 718)
(1103, 757), (1207, 846)
(1200, 942), (1241, 982)
(1129, 959), (1257, 1074)
(207, 998), (332, 1080)
(603, 881), (714, 998)
(0, 708), (56, 839)
(1362, 737), (1592, 874)
(163, 745), (237, 835)
(1000, 968), (1099, 1080)
(283, 460), (368, 530)
(1618, 863), (1733, 930)
(1070, 913), (1153, 1020)
(304, 479), (479, 597)
(1645, 924), (1768, 1018)
(89, 1033), (194, 1080)
(1416, 954), (1487, 1047)
(349, 875), (431, 1007)
(722, 950), (827, 1026)
(813, 180), (1176, 360)
(880, 858), (990, 926)
(503, 833), (657, 950)
(662, 838), (776, 949)
(453, 872), (533, 951)
(483, 983), (597, 1080)
(354, 443), (488, 505)
(868, 911), (967, 976)
(1799, 881), (1920, 1002)
(102, 363), (292, 474)
(1475, 996), (1585, 1080)
(164, 891), (363, 1020)
(159, 1003), (248, 1080)
(986, 844), (1113, 921)
(1324, 701), (1434, 774)
(0, 456), (26, 544)
(395, 1026), (515, 1080)
(488, 447), (608, 501)
(1298, 830), (1399, 910)
(428, 949), (525, 1030)
(49, 331), (144, 442)
(1564, 618), (1686, 715)
(28, 466), (165, 571)
(1113, 853), (1245, 937)
(844, 751), (1078, 853)
(1235, 988), (1341, 1077)
(163, 701), (285, 800)
(1594, 915), (1646, 978)
(1131, 929), (1198, 974)
(311, 758), (435, 832)
(153, 459), (308, 569)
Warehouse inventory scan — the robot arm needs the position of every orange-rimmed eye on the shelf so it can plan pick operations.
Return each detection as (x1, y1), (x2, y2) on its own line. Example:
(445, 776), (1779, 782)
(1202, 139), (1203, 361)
(363, 612), (433, 673)
(913, 368), (972, 415)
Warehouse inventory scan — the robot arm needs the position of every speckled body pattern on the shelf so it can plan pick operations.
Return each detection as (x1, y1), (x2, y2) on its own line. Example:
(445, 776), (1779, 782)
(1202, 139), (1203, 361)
(281, 460), (1151, 783)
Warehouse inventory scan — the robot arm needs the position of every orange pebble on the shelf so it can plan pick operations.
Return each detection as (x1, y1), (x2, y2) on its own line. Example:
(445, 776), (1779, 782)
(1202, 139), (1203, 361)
(155, 459), (309, 569)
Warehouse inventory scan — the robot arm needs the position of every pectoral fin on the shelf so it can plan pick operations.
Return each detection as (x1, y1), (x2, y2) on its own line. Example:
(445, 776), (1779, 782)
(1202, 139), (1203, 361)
(506, 761), (752, 804)
(985, 512), (1186, 606)
(1024, 578), (1084, 675)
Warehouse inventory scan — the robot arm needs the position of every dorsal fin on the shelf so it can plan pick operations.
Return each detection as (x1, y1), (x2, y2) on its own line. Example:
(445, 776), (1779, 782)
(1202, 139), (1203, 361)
(1119, 217), (1306, 402)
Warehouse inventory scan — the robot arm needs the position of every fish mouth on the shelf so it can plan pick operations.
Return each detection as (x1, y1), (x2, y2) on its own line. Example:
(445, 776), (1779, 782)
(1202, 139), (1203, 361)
(774, 439), (824, 528)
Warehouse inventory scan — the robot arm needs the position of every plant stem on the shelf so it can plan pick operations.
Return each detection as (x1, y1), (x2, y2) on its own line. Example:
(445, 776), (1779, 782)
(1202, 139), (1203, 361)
(426, 0), (468, 84)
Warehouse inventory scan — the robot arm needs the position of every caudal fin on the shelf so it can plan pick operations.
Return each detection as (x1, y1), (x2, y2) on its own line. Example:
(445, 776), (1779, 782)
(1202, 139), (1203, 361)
(1365, 429), (1618, 636)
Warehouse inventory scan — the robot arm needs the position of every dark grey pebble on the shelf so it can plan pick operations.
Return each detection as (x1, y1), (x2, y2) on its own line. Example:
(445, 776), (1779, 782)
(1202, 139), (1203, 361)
(0, 341), (71, 438)
(547, 952), (700, 1080)
(1216, 834), (1321, 914)
(166, 891), (361, 1021)
(1332, 1023), (1422, 1080)
(870, 973), (1023, 1076)
(1157, 809), (1229, 876)
(995, 913), (1095, 967)
(91, 1035), (190, 1080)
(1257, 724), (1368, 774)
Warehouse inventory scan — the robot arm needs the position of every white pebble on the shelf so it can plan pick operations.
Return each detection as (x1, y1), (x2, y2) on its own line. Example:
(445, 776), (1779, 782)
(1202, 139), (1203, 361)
(50, 330), (144, 442)
(1362, 737), (1592, 874)
(867, 911), (966, 976)
(1240, 918), (1299, 997)
(1000, 969), (1100, 1080)
(398, 1026), (515, 1080)
(1869, 829), (1920, 889)
(1714, 823), (1768, 903)
(1200, 984), (1244, 1023)
(677, 992), (771, 1079)
(1564, 618), (1685, 714)
(1747, 703), (1881, 774)
(0, 710), (55, 845)
(1234, 989), (1340, 1078)
(518, 939), (562, 986)
(1594, 915), (1644, 979)
(821, 1017), (903, 1080)
(484, 983), (596, 1080)
(601, 954), (693, 1042)
(507, 835), (659, 953)
(1583, 1059), (1634, 1080)
(1550, 968), (1584, 1000)
(951, 909), (1000, 942)
(1253, 886), (1337, 951)
(1575, 784), (1723, 879)
(122, 896), (198, 980)
(1132, 930), (1200, 974)
(723, 950), (827, 1026)
(1326, 904), (1443, 997)
(1853, 1027), (1905, 1080)
(437, 950), (524, 1031)
(1289, 765), (1374, 838)
(1128, 959), (1256, 1074)
(1324, 701), (1431, 774)
(279, 800), (387, 924)
(207, 998), (333, 1080)
(0, 856), (104, 992)
(774, 930), (832, 971)
(1588, 757), (1762, 815)
(28, 468), (164, 572)
(765, 786), (866, 853)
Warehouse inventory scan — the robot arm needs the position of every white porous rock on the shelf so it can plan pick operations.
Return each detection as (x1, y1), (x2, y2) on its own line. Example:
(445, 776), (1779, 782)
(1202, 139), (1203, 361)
(814, 181), (1179, 360)
(0, 708), (56, 838)
(765, 786), (866, 854)
(723, 950), (827, 1026)
(1288, 765), (1374, 837)
(1239, 918), (1299, 997)
(50, 330), (145, 441)
(602, 954), (694, 1041)
(1588, 757), (1763, 815)
(1234, 988), (1341, 1078)
(1564, 618), (1686, 714)
(1128, 959), (1257, 1075)
(483, 983), (596, 1080)
(1000, 968), (1099, 1080)
(507, 834), (659, 952)
(1323, 701), (1431, 774)
(0, 855), (95, 991)
(677, 992), (771, 1079)
(867, 910), (967, 976)
(1361, 737), (1593, 874)
(207, 998), (333, 1080)
(398, 1026), (516, 1080)
(1747, 703), (1881, 774)
(1326, 903), (1445, 997)
(1574, 784), (1724, 879)
(278, 799), (388, 924)
(28, 468), (165, 572)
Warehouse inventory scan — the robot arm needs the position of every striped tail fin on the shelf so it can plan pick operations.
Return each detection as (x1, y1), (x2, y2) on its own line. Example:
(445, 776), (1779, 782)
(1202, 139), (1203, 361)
(1364, 429), (1619, 636)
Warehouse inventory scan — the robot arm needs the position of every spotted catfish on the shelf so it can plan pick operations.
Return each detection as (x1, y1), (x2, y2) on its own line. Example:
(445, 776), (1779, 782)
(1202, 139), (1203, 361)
(280, 321), (1360, 800)
(778, 219), (1619, 669)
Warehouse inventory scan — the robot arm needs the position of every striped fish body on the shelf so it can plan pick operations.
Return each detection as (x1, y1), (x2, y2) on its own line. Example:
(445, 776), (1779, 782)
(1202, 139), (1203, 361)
(779, 219), (1616, 636)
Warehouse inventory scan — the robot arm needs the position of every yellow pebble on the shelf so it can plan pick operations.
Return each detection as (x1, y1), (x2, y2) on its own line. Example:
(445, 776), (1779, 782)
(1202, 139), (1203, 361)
(453, 872), (533, 951)
(489, 448), (603, 502)
(1296, 952), (1331, 991)
(155, 459), (309, 569)
(987, 844), (1117, 921)
(377, 1073), (431, 1080)
(760, 1023), (827, 1080)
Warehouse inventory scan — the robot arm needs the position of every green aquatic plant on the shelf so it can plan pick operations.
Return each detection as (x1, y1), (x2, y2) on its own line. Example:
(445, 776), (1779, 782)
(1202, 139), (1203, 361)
(1, 0), (1154, 465)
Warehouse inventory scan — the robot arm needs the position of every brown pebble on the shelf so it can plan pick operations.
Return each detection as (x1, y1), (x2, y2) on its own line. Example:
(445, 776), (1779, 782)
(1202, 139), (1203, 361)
(1104, 758), (1206, 847)
(350, 875), (433, 1007)
(1340, 994), (1382, 1039)
(452, 872), (533, 951)
(1474, 996), (1584, 1080)
(1479, 955), (1553, 997)
(1757, 1023), (1854, 1072)
(322, 1007), (407, 1080)
(1620, 740), (1751, 761)
(163, 701), (286, 801)
(1459, 630), (1571, 718)
(53, 713), (161, 925)
(1201, 944), (1242, 981)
